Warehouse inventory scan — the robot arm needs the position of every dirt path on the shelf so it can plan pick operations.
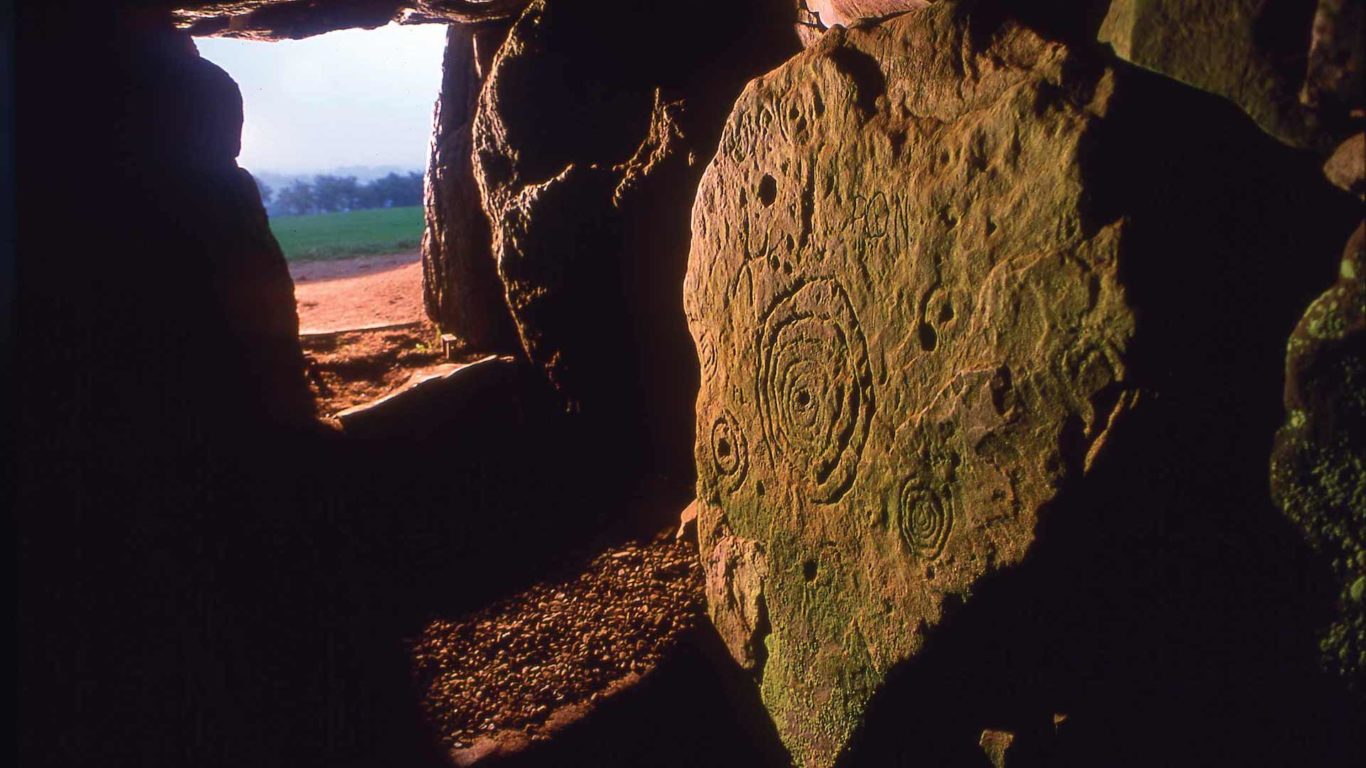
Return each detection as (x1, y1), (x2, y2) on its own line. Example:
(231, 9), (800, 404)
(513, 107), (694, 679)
(287, 251), (447, 416)
(290, 251), (424, 335)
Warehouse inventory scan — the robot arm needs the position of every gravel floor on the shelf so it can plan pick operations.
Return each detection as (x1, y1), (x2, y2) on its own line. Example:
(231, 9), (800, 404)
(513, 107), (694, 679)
(410, 539), (704, 750)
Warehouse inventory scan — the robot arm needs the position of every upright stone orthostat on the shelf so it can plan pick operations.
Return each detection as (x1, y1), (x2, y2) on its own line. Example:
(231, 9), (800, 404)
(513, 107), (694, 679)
(423, 23), (520, 353)
(473, 0), (797, 482)
(685, 5), (1136, 764)
(1098, 0), (1327, 148)
(1271, 224), (1366, 692)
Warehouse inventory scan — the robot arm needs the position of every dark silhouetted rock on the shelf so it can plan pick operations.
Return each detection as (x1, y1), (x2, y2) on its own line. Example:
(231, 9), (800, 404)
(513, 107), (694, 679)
(1301, 0), (1364, 119)
(472, 0), (798, 485)
(174, 1), (532, 41)
(686, 4), (1136, 763)
(1272, 223), (1366, 692)
(423, 23), (520, 354)
(1324, 132), (1365, 198)
(128, 30), (316, 427)
(1098, 0), (1325, 147)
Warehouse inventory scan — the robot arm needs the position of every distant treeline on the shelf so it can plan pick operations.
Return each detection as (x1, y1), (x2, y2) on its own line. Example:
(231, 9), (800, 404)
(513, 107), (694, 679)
(255, 172), (424, 216)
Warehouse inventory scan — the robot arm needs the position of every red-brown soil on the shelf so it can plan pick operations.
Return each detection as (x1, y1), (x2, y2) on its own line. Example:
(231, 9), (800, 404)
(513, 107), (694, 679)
(289, 252), (451, 416)
(300, 325), (449, 417)
(291, 251), (425, 335)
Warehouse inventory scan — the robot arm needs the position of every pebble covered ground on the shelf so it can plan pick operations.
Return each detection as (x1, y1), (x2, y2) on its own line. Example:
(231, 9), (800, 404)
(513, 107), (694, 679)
(410, 539), (705, 751)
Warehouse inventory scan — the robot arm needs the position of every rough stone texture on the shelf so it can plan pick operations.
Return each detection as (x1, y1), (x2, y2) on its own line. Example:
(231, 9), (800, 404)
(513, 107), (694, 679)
(423, 23), (520, 354)
(685, 4), (1135, 763)
(1098, 0), (1325, 148)
(978, 729), (1016, 768)
(1324, 132), (1365, 198)
(1271, 223), (1366, 692)
(806, 0), (927, 28)
(795, 1), (826, 47)
(173, 1), (530, 40)
(473, 0), (798, 483)
(796, 0), (929, 47)
(1301, 0), (1365, 115)
(174, 0), (404, 39)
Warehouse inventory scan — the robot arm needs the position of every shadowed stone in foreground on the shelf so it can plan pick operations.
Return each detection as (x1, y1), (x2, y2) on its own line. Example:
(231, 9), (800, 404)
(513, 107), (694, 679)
(1272, 223), (1366, 693)
(472, 0), (798, 485)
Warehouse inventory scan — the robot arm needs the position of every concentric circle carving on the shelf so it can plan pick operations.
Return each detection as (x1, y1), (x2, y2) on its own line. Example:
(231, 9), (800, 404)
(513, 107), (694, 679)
(757, 279), (873, 503)
(898, 480), (952, 559)
(709, 410), (749, 493)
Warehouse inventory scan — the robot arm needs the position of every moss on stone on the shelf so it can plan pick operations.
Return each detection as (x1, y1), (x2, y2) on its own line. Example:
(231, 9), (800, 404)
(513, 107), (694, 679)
(687, 4), (1135, 763)
(1271, 224), (1366, 692)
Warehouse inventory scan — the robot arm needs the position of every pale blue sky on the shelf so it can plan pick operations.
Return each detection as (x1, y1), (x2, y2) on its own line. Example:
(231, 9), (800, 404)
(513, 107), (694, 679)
(196, 23), (448, 175)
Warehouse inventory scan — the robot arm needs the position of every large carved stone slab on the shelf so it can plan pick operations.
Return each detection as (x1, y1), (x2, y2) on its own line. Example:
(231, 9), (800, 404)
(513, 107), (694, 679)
(685, 4), (1135, 764)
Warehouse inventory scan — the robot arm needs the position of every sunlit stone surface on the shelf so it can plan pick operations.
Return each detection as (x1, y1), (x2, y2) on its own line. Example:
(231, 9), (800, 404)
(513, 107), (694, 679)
(685, 4), (1137, 763)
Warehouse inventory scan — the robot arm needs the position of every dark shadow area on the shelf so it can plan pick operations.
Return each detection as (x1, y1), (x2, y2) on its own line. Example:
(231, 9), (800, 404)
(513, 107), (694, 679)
(971, 0), (1114, 48)
(18, 3), (1358, 767)
(1, 0), (14, 591)
(474, 0), (800, 495)
(15, 3), (793, 766)
(839, 58), (1362, 768)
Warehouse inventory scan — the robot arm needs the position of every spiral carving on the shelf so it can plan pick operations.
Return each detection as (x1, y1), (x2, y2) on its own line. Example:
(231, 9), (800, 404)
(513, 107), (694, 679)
(898, 480), (952, 559)
(709, 411), (749, 493)
(699, 333), (718, 383)
(757, 279), (874, 503)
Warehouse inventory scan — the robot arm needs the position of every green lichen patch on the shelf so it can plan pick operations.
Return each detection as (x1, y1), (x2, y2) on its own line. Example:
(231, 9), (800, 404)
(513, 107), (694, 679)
(1271, 224), (1366, 691)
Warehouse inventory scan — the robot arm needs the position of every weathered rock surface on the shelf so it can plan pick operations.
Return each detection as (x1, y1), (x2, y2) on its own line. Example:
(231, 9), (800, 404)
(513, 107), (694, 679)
(796, 0), (929, 47)
(173, 1), (531, 40)
(1272, 223), (1366, 691)
(805, 1), (928, 28)
(473, 0), (798, 483)
(1301, 0), (1365, 116)
(1098, 0), (1326, 148)
(1324, 132), (1365, 198)
(423, 23), (520, 354)
(978, 729), (1016, 768)
(685, 4), (1135, 763)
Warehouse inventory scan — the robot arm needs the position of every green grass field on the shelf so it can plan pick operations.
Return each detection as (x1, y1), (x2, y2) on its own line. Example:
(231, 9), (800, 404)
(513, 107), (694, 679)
(269, 206), (424, 262)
